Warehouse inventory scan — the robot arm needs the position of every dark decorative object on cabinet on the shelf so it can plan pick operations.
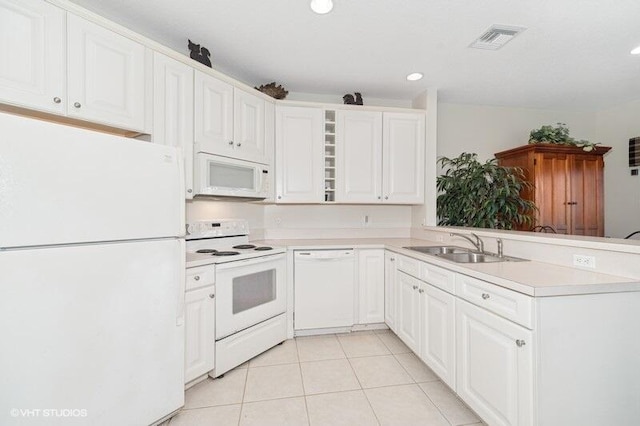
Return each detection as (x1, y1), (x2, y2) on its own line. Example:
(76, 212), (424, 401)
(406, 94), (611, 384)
(255, 82), (288, 99)
(188, 39), (212, 68)
(343, 92), (363, 105)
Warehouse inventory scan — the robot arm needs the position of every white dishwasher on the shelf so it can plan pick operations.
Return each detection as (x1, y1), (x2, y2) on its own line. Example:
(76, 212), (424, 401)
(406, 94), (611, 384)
(294, 249), (355, 330)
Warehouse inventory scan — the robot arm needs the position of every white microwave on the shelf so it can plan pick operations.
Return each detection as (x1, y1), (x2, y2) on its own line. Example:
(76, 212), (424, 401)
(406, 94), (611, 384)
(195, 153), (271, 199)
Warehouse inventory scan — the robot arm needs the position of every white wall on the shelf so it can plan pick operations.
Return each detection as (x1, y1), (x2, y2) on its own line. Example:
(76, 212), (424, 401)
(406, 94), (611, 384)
(186, 200), (265, 238)
(437, 103), (597, 161)
(263, 204), (412, 239)
(595, 99), (640, 238)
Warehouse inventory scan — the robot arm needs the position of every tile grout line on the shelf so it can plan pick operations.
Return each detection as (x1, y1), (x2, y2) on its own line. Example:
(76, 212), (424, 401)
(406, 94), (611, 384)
(417, 380), (455, 426)
(338, 335), (383, 426)
(291, 339), (312, 426)
(237, 360), (251, 426)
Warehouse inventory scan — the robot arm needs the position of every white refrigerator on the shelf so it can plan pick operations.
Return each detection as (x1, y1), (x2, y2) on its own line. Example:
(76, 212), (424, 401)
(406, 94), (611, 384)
(0, 112), (185, 425)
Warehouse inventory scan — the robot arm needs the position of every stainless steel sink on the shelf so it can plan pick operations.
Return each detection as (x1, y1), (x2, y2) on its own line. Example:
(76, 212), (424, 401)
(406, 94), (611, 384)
(403, 246), (470, 255)
(437, 252), (528, 264)
(403, 245), (528, 263)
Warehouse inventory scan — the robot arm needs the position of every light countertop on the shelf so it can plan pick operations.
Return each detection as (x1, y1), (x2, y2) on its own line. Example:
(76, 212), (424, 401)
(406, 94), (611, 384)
(253, 238), (640, 297)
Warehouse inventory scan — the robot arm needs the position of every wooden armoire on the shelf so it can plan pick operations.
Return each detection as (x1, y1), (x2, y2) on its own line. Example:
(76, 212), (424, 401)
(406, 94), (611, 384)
(495, 143), (611, 236)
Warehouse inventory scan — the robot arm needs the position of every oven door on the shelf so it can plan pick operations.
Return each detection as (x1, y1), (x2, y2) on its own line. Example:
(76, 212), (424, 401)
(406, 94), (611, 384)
(215, 253), (286, 340)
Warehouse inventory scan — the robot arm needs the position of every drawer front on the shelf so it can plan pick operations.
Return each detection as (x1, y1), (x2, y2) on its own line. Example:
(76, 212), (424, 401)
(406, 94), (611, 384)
(455, 274), (533, 329)
(396, 254), (420, 278)
(186, 266), (215, 291)
(420, 262), (455, 294)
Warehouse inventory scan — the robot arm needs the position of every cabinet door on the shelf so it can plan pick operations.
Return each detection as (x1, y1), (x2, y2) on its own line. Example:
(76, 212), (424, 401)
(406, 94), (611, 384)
(396, 271), (420, 353)
(194, 70), (234, 155)
(335, 110), (382, 203)
(358, 249), (385, 324)
(382, 112), (425, 204)
(233, 88), (266, 164)
(184, 286), (215, 383)
(456, 298), (533, 426)
(420, 283), (456, 389)
(0, 0), (65, 114)
(534, 152), (570, 234)
(569, 154), (604, 236)
(384, 251), (398, 332)
(67, 14), (146, 131)
(153, 52), (194, 198)
(275, 106), (324, 203)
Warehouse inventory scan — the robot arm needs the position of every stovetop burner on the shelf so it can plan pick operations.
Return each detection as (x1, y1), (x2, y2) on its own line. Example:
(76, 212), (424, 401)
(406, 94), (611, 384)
(233, 244), (257, 250)
(213, 251), (240, 256)
(196, 249), (218, 254)
(254, 246), (273, 251)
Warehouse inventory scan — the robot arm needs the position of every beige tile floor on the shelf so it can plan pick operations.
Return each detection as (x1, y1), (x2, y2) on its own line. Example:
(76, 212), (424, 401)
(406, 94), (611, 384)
(169, 329), (484, 426)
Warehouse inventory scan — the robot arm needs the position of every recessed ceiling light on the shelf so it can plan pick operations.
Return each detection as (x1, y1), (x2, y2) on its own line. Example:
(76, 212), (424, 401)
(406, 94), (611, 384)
(406, 72), (423, 81)
(310, 0), (333, 14)
(631, 45), (640, 55)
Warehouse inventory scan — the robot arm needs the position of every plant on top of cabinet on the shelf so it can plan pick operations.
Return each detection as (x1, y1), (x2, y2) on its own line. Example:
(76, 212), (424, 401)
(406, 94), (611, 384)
(436, 152), (536, 229)
(529, 122), (599, 152)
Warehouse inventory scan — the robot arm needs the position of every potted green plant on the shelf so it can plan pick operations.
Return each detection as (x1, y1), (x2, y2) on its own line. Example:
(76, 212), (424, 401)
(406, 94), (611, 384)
(529, 122), (599, 152)
(436, 153), (536, 229)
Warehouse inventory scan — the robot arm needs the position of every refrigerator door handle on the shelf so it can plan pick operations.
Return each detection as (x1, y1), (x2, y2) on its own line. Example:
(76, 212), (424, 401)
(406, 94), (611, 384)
(176, 239), (186, 326)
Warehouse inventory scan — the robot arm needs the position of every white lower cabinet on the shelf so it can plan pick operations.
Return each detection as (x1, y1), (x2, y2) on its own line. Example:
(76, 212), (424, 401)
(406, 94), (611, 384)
(456, 298), (533, 426)
(396, 271), (421, 353)
(419, 283), (456, 389)
(384, 251), (398, 332)
(184, 268), (215, 384)
(357, 249), (385, 324)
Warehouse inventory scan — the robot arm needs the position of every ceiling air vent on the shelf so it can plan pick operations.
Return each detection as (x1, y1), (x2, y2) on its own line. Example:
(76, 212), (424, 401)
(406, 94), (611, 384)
(470, 25), (526, 50)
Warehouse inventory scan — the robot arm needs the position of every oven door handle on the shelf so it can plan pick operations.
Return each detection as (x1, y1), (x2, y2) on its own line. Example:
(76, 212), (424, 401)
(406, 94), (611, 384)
(215, 252), (285, 270)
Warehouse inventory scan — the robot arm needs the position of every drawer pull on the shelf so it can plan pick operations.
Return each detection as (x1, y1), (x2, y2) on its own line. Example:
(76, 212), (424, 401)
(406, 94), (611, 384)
(481, 293), (490, 300)
(516, 339), (526, 347)
(194, 275), (200, 281)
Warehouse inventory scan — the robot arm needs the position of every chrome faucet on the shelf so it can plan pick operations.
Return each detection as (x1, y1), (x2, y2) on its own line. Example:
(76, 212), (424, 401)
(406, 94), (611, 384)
(450, 232), (484, 253)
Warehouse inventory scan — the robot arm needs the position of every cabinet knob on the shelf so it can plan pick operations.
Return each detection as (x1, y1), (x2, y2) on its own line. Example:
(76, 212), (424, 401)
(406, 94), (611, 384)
(418, 288), (424, 293)
(384, 196), (389, 200)
(390, 258), (395, 262)
(516, 339), (526, 347)
(377, 196), (381, 200)
(481, 293), (490, 300)
(228, 140), (234, 146)
(236, 142), (242, 147)
(277, 195), (282, 200)
(209, 294), (215, 299)
(73, 102), (81, 108)
(187, 189), (193, 193)
(53, 97), (62, 104)
(194, 275), (200, 281)
(412, 285), (418, 290)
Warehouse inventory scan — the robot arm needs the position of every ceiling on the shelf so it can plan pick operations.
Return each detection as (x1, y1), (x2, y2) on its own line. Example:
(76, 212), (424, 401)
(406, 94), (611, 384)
(68, 0), (640, 111)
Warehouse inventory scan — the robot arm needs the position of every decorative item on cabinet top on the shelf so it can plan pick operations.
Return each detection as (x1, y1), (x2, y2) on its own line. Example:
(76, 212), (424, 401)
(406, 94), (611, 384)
(188, 39), (212, 67)
(343, 92), (363, 105)
(255, 82), (288, 99)
(529, 122), (599, 152)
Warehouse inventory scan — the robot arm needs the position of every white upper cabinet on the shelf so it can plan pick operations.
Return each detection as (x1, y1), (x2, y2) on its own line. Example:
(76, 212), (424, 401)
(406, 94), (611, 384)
(0, 0), (66, 114)
(0, 2), (147, 132)
(195, 71), (268, 164)
(234, 88), (266, 163)
(383, 112), (425, 204)
(153, 52), (194, 198)
(335, 110), (383, 203)
(67, 14), (146, 132)
(275, 106), (324, 203)
(194, 71), (234, 155)
(333, 109), (424, 204)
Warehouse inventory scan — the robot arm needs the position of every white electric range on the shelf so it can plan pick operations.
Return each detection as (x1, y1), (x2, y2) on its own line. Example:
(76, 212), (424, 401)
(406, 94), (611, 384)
(186, 219), (287, 377)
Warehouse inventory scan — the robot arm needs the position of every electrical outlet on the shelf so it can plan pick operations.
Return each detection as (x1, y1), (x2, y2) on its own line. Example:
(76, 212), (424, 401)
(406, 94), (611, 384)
(573, 254), (596, 268)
